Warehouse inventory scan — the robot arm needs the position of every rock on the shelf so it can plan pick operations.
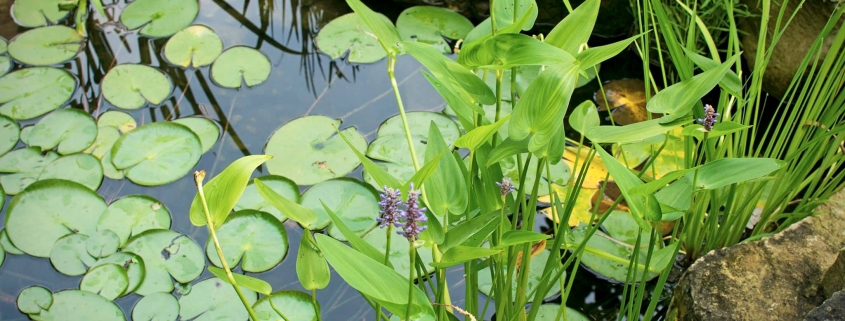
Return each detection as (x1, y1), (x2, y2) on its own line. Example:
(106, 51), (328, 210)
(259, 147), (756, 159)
(821, 247), (845, 298)
(805, 291), (845, 321)
(671, 188), (845, 321)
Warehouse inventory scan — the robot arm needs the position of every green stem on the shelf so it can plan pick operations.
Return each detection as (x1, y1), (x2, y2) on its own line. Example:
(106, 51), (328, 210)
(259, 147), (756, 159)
(387, 55), (420, 171)
(75, 0), (88, 37)
(373, 224), (394, 320)
(405, 244), (418, 320)
(312, 289), (323, 321)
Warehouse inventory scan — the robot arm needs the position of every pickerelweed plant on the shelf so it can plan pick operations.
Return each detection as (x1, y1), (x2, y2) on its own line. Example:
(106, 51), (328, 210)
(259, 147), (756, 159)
(189, 0), (845, 320)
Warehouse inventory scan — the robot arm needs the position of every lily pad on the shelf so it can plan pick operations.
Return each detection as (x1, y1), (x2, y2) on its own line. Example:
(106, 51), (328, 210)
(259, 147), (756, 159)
(85, 230), (120, 258)
(5, 179), (106, 257)
(396, 6), (473, 54)
(123, 229), (204, 295)
(265, 116), (366, 185)
(235, 175), (299, 223)
(206, 210), (288, 273)
(111, 122), (202, 186)
(97, 110), (137, 133)
(570, 224), (662, 282)
(83, 126), (123, 180)
(534, 304), (591, 321)
(133, 292), (179, 321)
(210, 46), (271, 88)
(120, 0), (199, 38)
(363, 162), (415, 189)
(102, 64), (173, 110)
(366, 112), (460, 166)
(478, 249), (562, 300)
(300, 178), (379, 239)
(0, 56), (9, 78)
(172, 117), (219, 153)
(26, 108), (96, 155)
(164, 25), (223, 68)
(315, 12), (388, 63)
(179, 277), (257, 321)
(0, 243), (4, 268)
(37, 154), (104, 191)
(252, 290), (319, 321)
(80, 263), (129, 300)
(8, 26), (82, 66)
(50, 234), (96, 276)
(17, 286), (53, 315)
(0, 67), (76, 120)
(11, 0), (69, 27)
(0, 115), (19, 156)
(1, 229), (23, 255)
(362, 228), (435, 277)
(91, 252), (147, 296)
(36, 290), (125, 320)
(0, 147), (59, 195)
(97, 195), (171, 247)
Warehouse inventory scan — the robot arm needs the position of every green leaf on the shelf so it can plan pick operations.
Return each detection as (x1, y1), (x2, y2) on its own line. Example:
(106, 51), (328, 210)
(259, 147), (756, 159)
(338, 126), (402, 189)
(37, 154), (104, 191)
(297, 232), (331, 290)
(85, 230), (120, 258)
(586, 118), (685, 144)
(508, 62), (579, 152)
(693, 158), (785, 190)
(576, 35), (638, 70)
(420, 71), (475, 130)
(430, 245), (501, 268)
(459, 34), (575, 70)
(0, 229), (23, 255)
(362, 227), (435, 277)
(35, 290), (125, 320)
(123, 229), (205, 295)
(206, 210), (288, 273)
(164, 25), (223, 68)
(80, 264), (129, 300)
(236, 175), (299, 223)
(90, 0), (107, 18)
(316, 13), (389, 63)
(344, 0), (403, 55)
(255, 178), (319, 228)
(178, 277), (257, 320)
(210, 46), (271, 88)
(111, 122), (202, 186)
(102, 64), (173, 110)
(534, 304), (591, 321)
(132, 293), (180, 321)
(97, 195), (171, 247)
(486, 137), (529, 166)
(569, 100), (600, 135)
(252, 291), (320, 321)
(454, 115), (511, 151)
(0, 147), (59, 195)
(404, 41), (495, 107)
(646, 54), (739, 122)
(396, 6), (473, 54)
(26, 108), (97, 155)
(50, 234), (96, 276)
(594, 147), (651, 230)
(90, 252), (146, 296)
(500, 153), (571, 197)
(478, 249), (561, 300)
(301, 178), (379, 239)
(0, 115), (18, 156)
(120, 0), (199, 38)
(8, 26), (82, 66)
(0, 67), (76, 120)
(440, 211), (499, 253)
(96, 110), (136, 133)
(545, 0), (599, 54)
(682, 121), (750, 140)
(11, 0), (69, 27)
(171, 117), (219, 154)
(320, 201), (389, 267)
(404, 149), (446, 194)
(83, 125), (121, 179)
(492, 0), (538, 32)
(17, 286), (53, 314)
(683, 48), (742, 97)
(496, 230), (550, 248)
(424, 123), (467, 216)
(208, 266), (273, 295)
(189, 154), (271, 227)
(630, 167), (698, 196)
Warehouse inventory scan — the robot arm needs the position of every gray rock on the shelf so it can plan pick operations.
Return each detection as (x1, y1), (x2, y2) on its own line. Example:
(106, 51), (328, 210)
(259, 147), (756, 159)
(805, 291), (845, 321)
(822, 247), (845, 298)
(672, 189), (845, 321)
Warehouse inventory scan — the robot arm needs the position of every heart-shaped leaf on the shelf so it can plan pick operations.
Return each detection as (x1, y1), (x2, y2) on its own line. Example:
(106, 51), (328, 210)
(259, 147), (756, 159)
(300, 178), (379, 239)
(11, 0), (70, 27)
(396, 6), (472, 54)
(252, 291), (320, 320)
(16, 286), (53, 315)
(50, 234), (96, 276)
(164, 25), (223, 68)
(33, 290), (125, 320)
(24, 108), (97, 155)
(0, 67), (76, 120)
(172, 117), (219, 154)
(132, 292), (180, 321)
(123, 229), (204, 295)
(8, 26), (82, 66)
(37, 154), (104, 191)
(97, 195), (171, 247)
(178, 277), (257, 320)
(235, 175), (299, 223)
(210, 46), (271, 88)
(80, 263), (129, 300)
(111, 122), (202, 186)
(315, 13), (388, 63)
(120, 0), (199, 38)
(102, 64), (173, 110)
(205, 210), (288, 273)
(90, 252), (147, 296)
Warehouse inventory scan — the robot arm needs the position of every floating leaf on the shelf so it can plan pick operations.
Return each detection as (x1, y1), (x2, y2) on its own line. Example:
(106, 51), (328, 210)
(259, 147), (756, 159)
(362, 227), (435, 277)
(97, 195), (171, 247)
(132, 292), (179, 321)
(300, 178), (379, 239)
(478, 249), (562, 300)
(24, 108), (97, 155)
(5, 179), (105, 257)
(178, 277), (257, 321)
(0, 67), (75, 120)
(36, 290), (125, 320)
(90, 252), (147, 296)
(80, 263), (129, 300)
(97, 110), (137, 133)
(210, 46), (271, 88)
(252, 291), (320, 321)
(37, 154), (104, 191)
(83, 125), (123, 180)
(0, 115), (19, 156)
(235, 175), (299, 223)
(206, 210), (288, 273)
(539, 184), (598, 227)
(534, 304), (591, 321)
(0, 243), (4, 268)
(569, 224), (666, 282)
(17, 286), (53, 314)
(265, 116), (366, 185)
(164, 25), (223, 68)
(50, 234), (96, 276)
(11, 0), (69, 27)
(315, 13), (388, 63)
(0, 147), (59, 195)
(0, 56), (9, 78)
(102, 64), (173, 110)
(396, 6), (472, 54)
(8, 26), (82, 66)
(85, 230), (120, 258)
(1, 229), (23, 255)
(120, 0), (199, 38)
(123, 229), (204, 295)
(172, 117), (219, 153)
(189, 155), (272, 228)
(111, 122), (202, 186)
(207, 266), (273, 295)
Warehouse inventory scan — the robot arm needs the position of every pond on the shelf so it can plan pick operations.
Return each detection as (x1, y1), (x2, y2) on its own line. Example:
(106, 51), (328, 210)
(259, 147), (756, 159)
(0, 0), (672, 320)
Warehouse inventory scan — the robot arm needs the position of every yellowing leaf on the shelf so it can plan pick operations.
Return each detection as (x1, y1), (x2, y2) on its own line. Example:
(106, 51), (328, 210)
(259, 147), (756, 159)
(562, 146), (609, 189)
(594, 79), (658, 125)
(539, 184), (598, 227)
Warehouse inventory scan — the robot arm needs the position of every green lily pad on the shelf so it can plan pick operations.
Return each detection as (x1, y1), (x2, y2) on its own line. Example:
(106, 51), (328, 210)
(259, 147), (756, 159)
(91, 252), (147, 296)
(500, 153), (570, 197)
(363, 162), (415, 189)
(120, 0), (199, 38)
(265, 116), (366, 185)
(102, 64), (172, 110)
(0, 147), (60, 195)
(0, 37), (5, 54)
(172, 117), (219, 154)
(206, 210), (288, 273)
(5, 179), (106, 257)
(0, 243), (4, 268)
(478, 249), (562, 300)
(25, 108), (97, 155)
(179, 277), (257, 321)
(0, 56), (10, 78)
(80, 263), (129, 300)
(83, 126), (123, 180)
(133, 292), (179, 321)
(396, 6), (473, 54)
(367, 112), (460, 165)
(164, 25), (223, 68)
(534, 304), (591, 321)
(0, 115), (19, 156)
(570, 224), (660, 282)
(17, 286), (53, 315)
(37, 154), (104, 191)
(362, 228), (435, 277)
(315, 12), (388, 63)
(97, 110), (137, 133)
(0, 67), (76, 120)
(11, 0), (69, 27)
(1, 229), (23, 255)
(37, 290), (125, 320)
(210, 46), (271, 88)
(235, 175), (299, 223)
(300, 178), (378, 239)
(253, 290), (319, 321)
(8, 26), (82, 66)
(85, 230), (120, 258)
(111, 122), (202, 186)
(123, 229), (204, 295)
(97, 195), (171, 247)
(50, 234), (96, 276)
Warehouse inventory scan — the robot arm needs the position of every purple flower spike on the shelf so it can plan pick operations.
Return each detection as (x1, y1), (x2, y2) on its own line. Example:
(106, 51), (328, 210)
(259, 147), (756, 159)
(496, 178), (516, 196)
(376, 186), (403, 229)
(397, 183), (427, 240)
(696, 104), (720, 131)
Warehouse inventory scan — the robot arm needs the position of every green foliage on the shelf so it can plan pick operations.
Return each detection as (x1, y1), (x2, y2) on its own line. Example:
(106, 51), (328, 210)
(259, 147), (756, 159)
(189, 155), (271, 227)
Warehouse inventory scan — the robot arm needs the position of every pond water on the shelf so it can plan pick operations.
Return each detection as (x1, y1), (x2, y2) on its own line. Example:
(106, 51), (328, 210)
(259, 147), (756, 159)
(0, 0), (668, 320)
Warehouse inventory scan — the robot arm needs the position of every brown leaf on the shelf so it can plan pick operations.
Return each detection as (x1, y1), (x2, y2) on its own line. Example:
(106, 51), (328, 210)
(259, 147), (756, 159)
(590, 181), (631, 214)
(594, 79), (660, 125)
(515, 239), (548, 272)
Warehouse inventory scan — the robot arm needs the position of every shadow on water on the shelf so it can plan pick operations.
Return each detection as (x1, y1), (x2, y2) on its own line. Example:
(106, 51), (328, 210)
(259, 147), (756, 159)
(0, 0), (657, 320)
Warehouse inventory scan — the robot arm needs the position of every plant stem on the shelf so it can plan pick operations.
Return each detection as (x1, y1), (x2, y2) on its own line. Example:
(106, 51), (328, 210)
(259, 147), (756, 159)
(312, 288), (323, 321)
(374, 225), (394, 321)
(387, 55), (420, 171)
(406, 244), (418, 320)
(194, 171), (259, 321)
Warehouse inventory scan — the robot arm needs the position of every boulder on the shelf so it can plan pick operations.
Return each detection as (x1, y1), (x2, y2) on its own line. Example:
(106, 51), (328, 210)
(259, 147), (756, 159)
(671, 188), (845, 321)
(805, 291), (845, 321)
(821, 247), (845, 298)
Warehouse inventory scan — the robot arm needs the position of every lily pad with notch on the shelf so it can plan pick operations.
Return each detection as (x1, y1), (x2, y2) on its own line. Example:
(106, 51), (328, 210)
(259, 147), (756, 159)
(362, 227), (435, 277)
(120, 0), (199, 38)
(97, 110), (137, 133)
(83, 125), (123, 180)
(315, 12), (389, 63)
(0, 37), (9, 77)
(265, 115), (367, 185)
(80, 263), (129, 300)
(0, 147), (60, 195)
(0, 67), (76, 120)
(111, 122), (202, 186)
(210, 46), (271, 88)
(0, 115), (20, 156)
(34, 290), (125, 320)
(178, 277), (257, 321)
(97, 195), (171, 247)
(164, 25), (223, 68)
(50, 234), (96, 276)
(396, 6), (473, 54)
(8, 26), (82, 66)
(172, 117), (219, 154)
(85, 229), (120, 258)
(205, 210), (288, 273)
(123, 229), (204, 295)
(11, 0), (69, 27)
(133, 292), (179, 321)
(102, 64), (173, 110)
(235, 175), (299, 223)
(16, 286), (53, 315)
(37, 153), (104, 191)
(26, 108), (97, 155)
(252, 290), (319, 321)
(300, 178), (379, 240)
(90, 252), (147, 296)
